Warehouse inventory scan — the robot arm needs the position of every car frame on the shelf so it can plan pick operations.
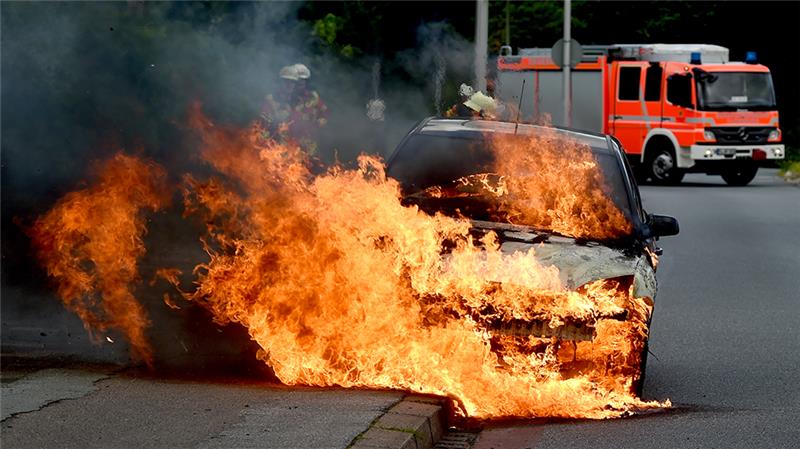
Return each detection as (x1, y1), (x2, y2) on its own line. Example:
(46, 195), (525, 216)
(385, 117), (679, 395)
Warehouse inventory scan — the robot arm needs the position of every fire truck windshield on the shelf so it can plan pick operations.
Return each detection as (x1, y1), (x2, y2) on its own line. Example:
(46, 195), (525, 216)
(696, 72), (776, 111)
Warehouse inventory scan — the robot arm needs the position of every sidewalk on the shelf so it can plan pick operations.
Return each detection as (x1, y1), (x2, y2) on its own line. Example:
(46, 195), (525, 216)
(1, 358), (403, 449)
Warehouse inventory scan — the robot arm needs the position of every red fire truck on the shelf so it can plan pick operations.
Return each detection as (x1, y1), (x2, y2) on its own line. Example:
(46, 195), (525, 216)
(497, 44), (784, 185)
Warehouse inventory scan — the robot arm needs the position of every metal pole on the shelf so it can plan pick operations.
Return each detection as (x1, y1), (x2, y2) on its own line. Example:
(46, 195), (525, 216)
(562, 0), (571, 126)
(505, 0), (510, 46)
(475, 0), (488, 92)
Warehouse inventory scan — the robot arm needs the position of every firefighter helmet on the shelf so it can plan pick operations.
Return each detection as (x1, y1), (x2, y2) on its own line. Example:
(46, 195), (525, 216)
(280, 64), (311, 81)
(459, 83), (475, 98)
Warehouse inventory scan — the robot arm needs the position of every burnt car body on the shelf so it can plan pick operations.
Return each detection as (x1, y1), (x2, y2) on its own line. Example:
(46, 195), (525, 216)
(386, 118), (679, 394)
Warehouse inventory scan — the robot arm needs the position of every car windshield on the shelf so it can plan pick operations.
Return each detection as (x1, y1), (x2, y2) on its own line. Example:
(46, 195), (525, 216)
(386, 130), (633, 237)
(696, 72), (776, 111)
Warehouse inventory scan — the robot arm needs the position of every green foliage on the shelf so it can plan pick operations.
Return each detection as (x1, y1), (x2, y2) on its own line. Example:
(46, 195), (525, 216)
(778, 161), (800, 184)
(489, 0), (587, 52)
(311, 12), (362, 59)
(778, 127), (799, 178)
(312, 13), (344, 46)
(339, 44), (357, 59)
(780, 146), (800, 168)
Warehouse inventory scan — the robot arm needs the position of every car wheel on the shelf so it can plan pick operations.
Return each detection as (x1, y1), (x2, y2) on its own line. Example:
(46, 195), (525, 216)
(721, 163), (758, 186)
(646, 146), (684, 185)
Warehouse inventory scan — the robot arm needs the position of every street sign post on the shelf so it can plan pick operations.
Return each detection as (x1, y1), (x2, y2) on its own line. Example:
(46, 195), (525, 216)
(551, 38), (583, 69)
(474, 0), (488, 92)
(553, 0), (580, 126)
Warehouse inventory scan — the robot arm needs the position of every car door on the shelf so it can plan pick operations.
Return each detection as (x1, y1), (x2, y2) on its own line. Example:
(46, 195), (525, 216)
(611, 62), (649, 157)
(660, 62), (697, 151)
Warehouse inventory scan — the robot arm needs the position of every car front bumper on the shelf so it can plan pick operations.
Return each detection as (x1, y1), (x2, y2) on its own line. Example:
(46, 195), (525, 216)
(691, 144), (785, 161)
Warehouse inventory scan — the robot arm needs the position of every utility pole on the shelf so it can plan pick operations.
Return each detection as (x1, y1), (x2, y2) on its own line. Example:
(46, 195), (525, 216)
(475, 0), (488, 92)
(505, 0), (510, 47)
(562, 0), (571, 126)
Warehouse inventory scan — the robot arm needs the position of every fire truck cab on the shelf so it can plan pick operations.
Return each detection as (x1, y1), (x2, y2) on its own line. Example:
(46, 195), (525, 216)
(497, 44), (784, 185)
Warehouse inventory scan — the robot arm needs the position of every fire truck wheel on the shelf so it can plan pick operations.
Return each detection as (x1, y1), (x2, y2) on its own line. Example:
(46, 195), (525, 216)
(646, 146), (684, 185)
(721, 163), (758, 186)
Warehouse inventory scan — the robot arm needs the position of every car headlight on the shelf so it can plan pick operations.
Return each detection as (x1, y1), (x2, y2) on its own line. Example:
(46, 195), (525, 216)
(768, 129), (781, 142)
(703, 130), (716, 141)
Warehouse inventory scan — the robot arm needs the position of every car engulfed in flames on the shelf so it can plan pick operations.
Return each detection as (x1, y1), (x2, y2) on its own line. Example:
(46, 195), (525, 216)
(387, 118), (678, 401)
(28, 112), (678, 421)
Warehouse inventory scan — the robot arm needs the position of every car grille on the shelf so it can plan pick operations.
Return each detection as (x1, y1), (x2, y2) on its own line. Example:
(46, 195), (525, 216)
(709, 127), (774, 145)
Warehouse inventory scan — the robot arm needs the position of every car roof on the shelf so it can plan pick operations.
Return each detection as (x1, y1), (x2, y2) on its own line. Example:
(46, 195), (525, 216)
(415, 118), (613, 154)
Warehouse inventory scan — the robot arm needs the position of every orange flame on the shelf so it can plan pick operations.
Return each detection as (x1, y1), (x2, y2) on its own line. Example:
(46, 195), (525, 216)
(29, 153), (168, 366)
(168, 114), (666, 418)
(489, 130), (633, 240)
(31, 110), (668, 419)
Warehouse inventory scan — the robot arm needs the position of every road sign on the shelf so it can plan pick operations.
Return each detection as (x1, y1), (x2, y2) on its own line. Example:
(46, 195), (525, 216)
(551, 38), (583, 68)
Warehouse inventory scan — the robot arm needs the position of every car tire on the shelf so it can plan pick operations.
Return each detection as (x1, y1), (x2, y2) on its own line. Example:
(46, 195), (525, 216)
(646, 144), (684, 185)
(721, 163), (758, 186)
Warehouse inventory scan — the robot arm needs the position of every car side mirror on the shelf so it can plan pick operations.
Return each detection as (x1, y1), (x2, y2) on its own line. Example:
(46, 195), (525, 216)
(648, 214), (680, 238)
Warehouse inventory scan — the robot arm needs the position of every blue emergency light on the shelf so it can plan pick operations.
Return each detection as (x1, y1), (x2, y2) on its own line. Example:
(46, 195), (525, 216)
(746, 51), (758, 64)
(690, 52), (702, 64)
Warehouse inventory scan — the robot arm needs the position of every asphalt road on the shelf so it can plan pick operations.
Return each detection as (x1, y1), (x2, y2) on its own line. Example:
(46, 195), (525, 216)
(475, 169), (800, 448)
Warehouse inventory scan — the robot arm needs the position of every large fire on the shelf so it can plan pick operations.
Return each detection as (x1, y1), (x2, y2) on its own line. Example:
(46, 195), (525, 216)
(29, 110), (669, 419)
(29, 154), (169, 366)
(489, 129), (632, 240)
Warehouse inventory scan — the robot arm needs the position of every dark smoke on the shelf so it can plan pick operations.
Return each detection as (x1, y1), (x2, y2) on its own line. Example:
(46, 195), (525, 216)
(1, 2), (475, 370)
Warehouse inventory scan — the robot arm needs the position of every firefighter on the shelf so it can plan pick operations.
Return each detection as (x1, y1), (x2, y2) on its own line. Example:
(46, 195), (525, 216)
(444, 83), (476, 118)
(260, 63), (328, 154)
(444, 83), (499, 119)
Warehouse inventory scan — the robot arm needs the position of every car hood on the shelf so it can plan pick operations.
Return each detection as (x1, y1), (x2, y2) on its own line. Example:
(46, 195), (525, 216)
(496, 236), (656, 299)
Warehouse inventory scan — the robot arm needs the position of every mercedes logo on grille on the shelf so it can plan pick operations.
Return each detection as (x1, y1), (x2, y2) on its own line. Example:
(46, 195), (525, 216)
(737, 127), (749, 140)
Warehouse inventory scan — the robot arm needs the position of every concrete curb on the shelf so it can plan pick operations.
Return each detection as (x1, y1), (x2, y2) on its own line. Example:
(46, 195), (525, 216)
(350, 395), (448, 449)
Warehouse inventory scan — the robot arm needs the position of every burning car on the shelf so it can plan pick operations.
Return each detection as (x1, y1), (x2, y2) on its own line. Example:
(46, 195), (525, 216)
(31, 110), (679, 418)
(386, 118), (679, 395)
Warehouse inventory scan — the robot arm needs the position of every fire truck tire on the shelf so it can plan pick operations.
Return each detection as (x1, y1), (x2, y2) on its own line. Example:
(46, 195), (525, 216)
(645, 144), (684, 185)
(721, 163), (758, 186)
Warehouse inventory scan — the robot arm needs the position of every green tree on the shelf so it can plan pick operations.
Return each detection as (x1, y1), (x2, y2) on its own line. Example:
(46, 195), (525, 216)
(488, 0), (587, 53)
